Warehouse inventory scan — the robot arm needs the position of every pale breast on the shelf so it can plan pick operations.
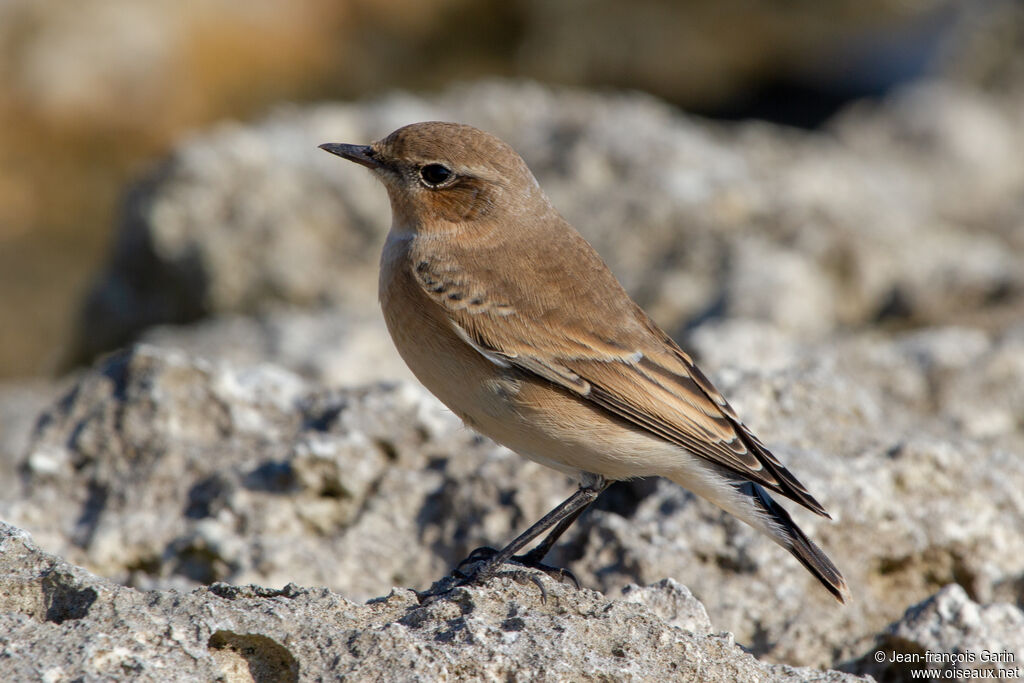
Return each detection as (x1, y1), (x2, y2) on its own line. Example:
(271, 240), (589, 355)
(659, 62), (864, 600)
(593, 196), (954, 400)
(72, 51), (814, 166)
(377, 228), (684, 482)
(378, 229), (523, 429)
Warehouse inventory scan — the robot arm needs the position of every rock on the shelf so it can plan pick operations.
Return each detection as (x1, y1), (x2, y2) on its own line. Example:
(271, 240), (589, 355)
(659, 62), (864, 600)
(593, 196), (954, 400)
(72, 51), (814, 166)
(5, 1), (1019, 379)
(939, 0), (1024, 98)
(0, 522), (865, 681)
(4, 11), (1022, 676)
(139, 308), (415, 387)
(68, 79), (1024, 367)
(618, 578), (714, 634)
(0, 0), (361, 380)
(850, 584), (1024, 681)
(555, 322), (1024, 668)
(2, 344), (572, 600)
(7, 321), (1024, 671)
(8, 72), (1024, 677)
(0, 379), (66, 483)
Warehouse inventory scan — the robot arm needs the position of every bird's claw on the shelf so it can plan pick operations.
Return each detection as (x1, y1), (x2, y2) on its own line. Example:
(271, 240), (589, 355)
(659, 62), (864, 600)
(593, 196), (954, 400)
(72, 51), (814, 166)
(452, 545), (581, 589)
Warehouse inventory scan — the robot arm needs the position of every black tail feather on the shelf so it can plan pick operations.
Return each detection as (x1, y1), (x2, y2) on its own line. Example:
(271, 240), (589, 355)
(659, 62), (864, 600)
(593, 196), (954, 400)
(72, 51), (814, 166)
(744, 482), (849, 603)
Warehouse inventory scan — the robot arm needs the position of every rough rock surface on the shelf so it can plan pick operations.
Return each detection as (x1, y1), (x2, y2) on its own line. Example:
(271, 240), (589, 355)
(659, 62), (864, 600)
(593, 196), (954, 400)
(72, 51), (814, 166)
(2, 344), (571, 600)
(0, 522), (865, 682)
(6, 318), (1024, 672)
(564, 319), (1024, 668)
(69, 78), (1024, 364)
(852, 584), (1024, 681)
(0, 379), (66, 484)
(139, 308), (415, 387)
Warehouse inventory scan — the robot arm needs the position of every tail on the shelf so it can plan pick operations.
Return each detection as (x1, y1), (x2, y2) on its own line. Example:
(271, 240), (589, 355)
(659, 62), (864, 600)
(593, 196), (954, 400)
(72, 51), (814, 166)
(741, 482), (849, 603)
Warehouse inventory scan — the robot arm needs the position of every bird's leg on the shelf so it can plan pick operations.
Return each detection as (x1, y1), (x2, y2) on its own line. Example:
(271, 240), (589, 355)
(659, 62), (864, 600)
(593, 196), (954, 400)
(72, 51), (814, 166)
(457, 476), (612, 586)
(505, 492), (601, 589)
(517, 495), (595, 565)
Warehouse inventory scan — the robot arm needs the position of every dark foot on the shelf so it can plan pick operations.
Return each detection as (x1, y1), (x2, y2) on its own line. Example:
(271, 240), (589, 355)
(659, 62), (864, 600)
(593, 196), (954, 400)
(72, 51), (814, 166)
(415, 479), (609, 605)
(453, 545), (580, 589)
(415, 547), (579, 606)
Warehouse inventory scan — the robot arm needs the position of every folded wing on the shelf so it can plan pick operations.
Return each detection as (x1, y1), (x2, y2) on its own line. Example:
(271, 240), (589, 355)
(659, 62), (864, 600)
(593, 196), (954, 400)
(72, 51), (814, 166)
(415, 251), (829, 517)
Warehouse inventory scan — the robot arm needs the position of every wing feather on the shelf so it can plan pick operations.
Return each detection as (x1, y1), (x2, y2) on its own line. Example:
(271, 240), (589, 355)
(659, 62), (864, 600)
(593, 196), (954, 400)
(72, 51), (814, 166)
(413, 253), (828, 516)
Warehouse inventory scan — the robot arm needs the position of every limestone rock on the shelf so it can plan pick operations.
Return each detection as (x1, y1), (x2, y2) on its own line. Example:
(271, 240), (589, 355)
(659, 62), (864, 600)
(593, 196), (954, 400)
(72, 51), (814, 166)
(7, 76), (1024, 677)
(69, 79), (1024, 365)
(139, 308), (415, 387)
(7, 324), (1024, 671)
(0, 522), (866, 682)
(2, 344), (571, 601)
(852, 584), (1024, 681)
(555, 322), (1024, 668)
(0, 379), (66, 484)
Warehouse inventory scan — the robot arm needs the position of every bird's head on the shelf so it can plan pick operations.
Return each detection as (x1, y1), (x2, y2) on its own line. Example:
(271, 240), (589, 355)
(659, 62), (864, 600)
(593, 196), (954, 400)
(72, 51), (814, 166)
(320, 121), (544, 232)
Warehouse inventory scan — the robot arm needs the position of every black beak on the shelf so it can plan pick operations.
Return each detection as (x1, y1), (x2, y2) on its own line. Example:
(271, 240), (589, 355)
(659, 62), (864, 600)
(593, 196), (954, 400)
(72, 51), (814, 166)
(318, 143), (381, 169)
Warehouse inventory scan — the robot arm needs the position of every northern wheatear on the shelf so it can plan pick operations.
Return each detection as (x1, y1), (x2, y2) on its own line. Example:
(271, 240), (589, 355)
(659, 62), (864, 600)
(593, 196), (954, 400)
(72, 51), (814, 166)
(320, 122), (847, 603)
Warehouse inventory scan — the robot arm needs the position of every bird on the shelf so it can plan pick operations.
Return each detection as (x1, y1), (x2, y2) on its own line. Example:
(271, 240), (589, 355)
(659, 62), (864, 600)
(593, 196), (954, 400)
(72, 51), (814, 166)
(319, 121), (848, 603)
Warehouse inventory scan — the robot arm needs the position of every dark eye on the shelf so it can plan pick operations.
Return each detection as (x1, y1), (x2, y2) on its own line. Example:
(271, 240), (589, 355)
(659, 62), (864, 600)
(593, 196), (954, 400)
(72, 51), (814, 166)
(419, 164), (453, 187)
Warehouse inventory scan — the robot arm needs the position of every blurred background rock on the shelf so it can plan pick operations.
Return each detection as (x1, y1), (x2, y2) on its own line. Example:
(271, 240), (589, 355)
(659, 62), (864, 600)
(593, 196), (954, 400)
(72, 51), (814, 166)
(1, 0), (1021, 378)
